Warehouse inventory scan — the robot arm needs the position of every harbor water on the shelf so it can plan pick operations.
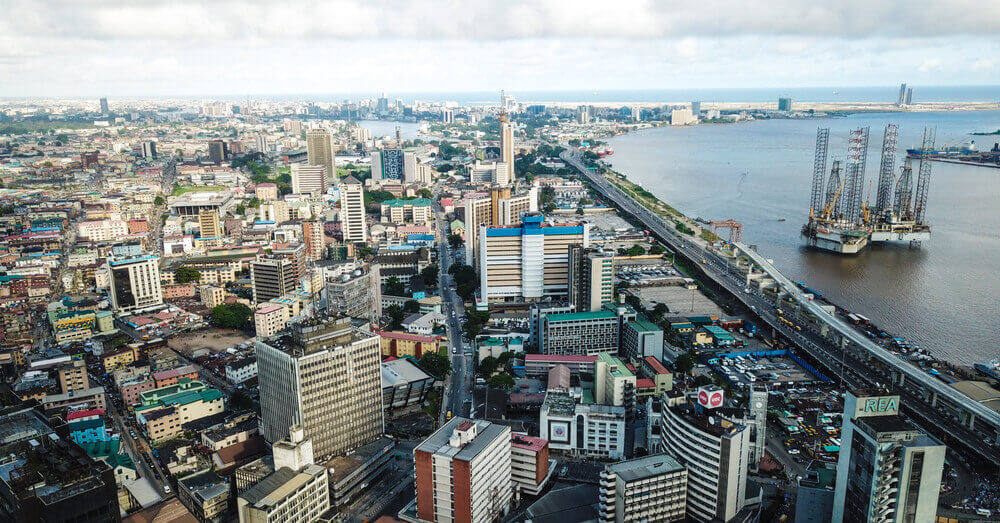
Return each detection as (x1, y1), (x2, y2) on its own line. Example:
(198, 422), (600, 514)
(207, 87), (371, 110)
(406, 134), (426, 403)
(606, 110), (1000, 365)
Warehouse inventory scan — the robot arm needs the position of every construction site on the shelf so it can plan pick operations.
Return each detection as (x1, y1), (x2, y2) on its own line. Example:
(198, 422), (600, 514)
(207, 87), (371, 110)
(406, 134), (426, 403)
(801, 124), (935, 254)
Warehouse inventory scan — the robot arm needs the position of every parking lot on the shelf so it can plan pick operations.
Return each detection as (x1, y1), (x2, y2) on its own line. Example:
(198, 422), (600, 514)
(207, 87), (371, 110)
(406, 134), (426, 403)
(632, 284), (725, 316)
(708, 353), (820, 390)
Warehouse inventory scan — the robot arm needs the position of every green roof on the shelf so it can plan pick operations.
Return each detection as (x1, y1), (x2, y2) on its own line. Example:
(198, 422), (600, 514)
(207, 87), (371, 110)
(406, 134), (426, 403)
(704, 325), (734, 339)
(546, 310), (617, 322)
(68, 418), (104, 431)
(79, 440), (120, 458)
(628, 320), (661, 333)
(597, 352), (634, 377)
(581, 388), (595, 404)
(383, 198), (432, 208)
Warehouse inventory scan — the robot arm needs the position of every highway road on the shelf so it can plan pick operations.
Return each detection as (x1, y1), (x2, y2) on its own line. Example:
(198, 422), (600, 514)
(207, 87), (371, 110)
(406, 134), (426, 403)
(432, 181), (473, 422)
(561, 147), (1000, 463)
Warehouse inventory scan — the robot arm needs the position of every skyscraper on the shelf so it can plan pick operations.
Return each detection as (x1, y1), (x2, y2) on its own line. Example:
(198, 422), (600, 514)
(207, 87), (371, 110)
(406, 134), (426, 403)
(499, 113), (515, 185)
(371, 149), (416, 181)
(207, 139), (228, 163)
(897, 83), (908, 105)
(108, 255), (164, 313)
(778, 97), (793, 112)
(306, 128), (335, 178)
(414, 418), (513, 523)
(905, 87), (913, 105)
(250, 255), (297, 304)
(255, 316), (383, 459)
(198, 209), (222, 240)
(254, 132), (267, 153)
(99, 97), (109, 114)
(832, 390), (945, 523)
(290, 164), (328, 196)
(141, 140), (157, 159)
(338, 177), (367, 243)
(301, 220), (325, 261)
(567, 246), (614, 312)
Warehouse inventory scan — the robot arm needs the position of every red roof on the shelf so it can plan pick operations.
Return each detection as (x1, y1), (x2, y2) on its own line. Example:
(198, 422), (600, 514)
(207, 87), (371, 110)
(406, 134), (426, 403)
(130, 316), (155, 326)
(152, 311), (175, 321)
(644, 356), (671, 375)
(67, 408), (105, 420)
(525, 354), (597, 363)
(510, 433), (548, 452)
(636, 378), (656, 388)
(440, 198), (454, 207)
(378, 330), (438, 343)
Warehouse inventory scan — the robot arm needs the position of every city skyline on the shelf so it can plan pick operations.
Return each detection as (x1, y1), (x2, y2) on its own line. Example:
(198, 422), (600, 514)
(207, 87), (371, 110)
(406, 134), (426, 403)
(3, 1), (1000, 96)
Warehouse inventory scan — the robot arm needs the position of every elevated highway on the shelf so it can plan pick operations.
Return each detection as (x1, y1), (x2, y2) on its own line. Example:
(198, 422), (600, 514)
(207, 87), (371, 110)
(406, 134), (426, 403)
(561, 148), (1000, 462)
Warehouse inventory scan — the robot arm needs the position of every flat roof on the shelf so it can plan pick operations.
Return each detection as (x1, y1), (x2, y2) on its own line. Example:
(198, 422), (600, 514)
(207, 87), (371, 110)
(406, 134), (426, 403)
(510, 434), (547, 452)
(525, 354), (597, 363)
(415, 417), (509, 462)
(545, 310), (617, 322)
(606, 453), (684, 482)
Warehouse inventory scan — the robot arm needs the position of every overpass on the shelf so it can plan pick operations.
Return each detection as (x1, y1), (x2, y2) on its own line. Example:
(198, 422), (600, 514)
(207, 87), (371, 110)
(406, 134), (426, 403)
(561, 148), (1000, 461)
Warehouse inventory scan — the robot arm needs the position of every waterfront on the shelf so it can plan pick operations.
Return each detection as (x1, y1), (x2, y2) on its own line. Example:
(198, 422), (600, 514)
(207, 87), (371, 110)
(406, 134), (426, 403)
(606, 111), (1000, 364)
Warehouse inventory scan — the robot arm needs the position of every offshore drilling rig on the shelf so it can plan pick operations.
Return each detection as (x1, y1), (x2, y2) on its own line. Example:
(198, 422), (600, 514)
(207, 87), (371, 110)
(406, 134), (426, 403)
(801, 125), (934, 254)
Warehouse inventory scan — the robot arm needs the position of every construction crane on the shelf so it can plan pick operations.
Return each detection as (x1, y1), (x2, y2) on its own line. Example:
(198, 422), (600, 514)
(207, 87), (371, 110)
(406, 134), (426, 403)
(709, 219), (743, 243)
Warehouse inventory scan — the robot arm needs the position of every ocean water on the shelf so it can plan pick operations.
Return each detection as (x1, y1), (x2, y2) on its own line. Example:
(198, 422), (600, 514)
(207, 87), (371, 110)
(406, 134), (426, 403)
(605, 111), (1000, 365)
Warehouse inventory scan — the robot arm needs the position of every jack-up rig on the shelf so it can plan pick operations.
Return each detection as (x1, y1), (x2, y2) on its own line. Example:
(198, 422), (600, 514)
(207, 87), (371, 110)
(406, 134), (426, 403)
(801, 125), (935, 254)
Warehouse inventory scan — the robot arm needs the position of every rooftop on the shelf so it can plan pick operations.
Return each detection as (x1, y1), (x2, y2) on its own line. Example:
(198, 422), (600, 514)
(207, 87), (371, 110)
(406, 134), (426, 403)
(545, 310), (617, 323)
(605, 453), (684, 482)
(643, 356), (671, 376)
(510, 434), (547, 452)
(415, 417), (509, 462)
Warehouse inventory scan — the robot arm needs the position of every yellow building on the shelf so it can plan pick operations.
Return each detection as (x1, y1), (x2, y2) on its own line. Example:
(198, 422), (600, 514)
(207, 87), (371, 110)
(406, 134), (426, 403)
(102, 347), (138, 373)
(201, 285), (226, 309)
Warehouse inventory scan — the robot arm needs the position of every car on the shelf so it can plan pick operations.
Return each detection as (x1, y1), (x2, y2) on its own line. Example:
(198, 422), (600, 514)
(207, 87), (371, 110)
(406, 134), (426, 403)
(788, 449), (800, 455)
(163, 485), (171, 493)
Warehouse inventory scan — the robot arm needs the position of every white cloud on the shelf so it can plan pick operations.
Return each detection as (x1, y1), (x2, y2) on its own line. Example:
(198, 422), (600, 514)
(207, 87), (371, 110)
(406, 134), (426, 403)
(919, 58), (942, 72)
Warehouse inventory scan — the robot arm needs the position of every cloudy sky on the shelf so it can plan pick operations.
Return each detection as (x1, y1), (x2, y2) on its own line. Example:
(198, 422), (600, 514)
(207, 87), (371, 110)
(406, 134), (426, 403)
(2, 0), (999, 97)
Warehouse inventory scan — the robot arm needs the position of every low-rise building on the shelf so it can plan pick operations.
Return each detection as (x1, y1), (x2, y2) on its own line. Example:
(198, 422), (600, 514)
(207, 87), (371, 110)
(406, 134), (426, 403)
(540, 310), (619, 356)
(226, 357), (258, 385)
(378, 331), (439, 359)
(382, 358), (435, 410)
(540, 392), (626, 459)
(153, 364), (199, 388)
(621, 319), (665, 360)
(178, 469), (231, 523)
(595, 352), (636, 409)
(510, 434), (553, 496)
(254, 304), (289, 339)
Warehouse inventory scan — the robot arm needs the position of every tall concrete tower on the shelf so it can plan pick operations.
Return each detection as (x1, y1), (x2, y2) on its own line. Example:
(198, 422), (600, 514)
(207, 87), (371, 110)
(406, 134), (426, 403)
(499, 113), (515, 186)
(748, 384), (768, 471)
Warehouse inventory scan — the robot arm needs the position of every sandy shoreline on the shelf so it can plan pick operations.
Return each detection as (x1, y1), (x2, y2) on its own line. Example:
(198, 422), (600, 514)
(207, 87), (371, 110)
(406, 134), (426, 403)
(533, 100), (1000, 113)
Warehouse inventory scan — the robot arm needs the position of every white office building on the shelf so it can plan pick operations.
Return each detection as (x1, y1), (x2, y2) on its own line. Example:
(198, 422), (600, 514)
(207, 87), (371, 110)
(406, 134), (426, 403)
(108, 255), (164, 313)
(599, 454), (688, 523)
(338, 177), (367, 243)
(540, 392), (626, 459)
(290, 164), (327, 196)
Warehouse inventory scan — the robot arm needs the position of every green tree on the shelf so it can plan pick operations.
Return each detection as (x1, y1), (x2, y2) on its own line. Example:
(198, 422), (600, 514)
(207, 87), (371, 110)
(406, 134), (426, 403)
(384, 304), (406, 330)
(486, 374), (515, 390)
(384, 276), (405, 297)
(652, 303), (669, 319)
(403, 300), (421, 313)
(228, 390), (255, 412)
(463, 309), (491, 340)
(478, 356), (499, 377)
(420, 264), (439, 287)
(649, 244), (665, 255)
(419, 352), (452, 378)
(174, 266), (201, 284)
(153, 195), (165, 206)
(212, 303), (253, 329)
(235, 204), (246, 215)
(448, 234), (464, 249)
(417, 188), (433, 198)
(674, 351), (696, 375)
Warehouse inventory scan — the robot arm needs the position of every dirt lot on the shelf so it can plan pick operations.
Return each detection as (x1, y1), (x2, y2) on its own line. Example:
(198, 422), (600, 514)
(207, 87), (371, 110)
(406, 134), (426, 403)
(168, 328), (252, 356)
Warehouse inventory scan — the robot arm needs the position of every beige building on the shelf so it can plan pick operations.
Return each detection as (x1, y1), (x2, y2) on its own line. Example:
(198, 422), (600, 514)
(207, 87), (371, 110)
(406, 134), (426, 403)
(379, 198), (432, 225)
(259, 200), (290, 223)
(499, 114), (515, 185)
(254, 304), (289, 339)
(338, 177), (367, 243)
(306, 129), (335, 179)
(599, 454), (688, 523)
(255, 183), (279, 201)
(462, 185), (538, 266)
(198, 209), (223, 245)
(108, 255), (163, 313)
(57, 360), (90, 394)
(201, 285), (226, 309)
(291, 164), (328, 196)
(255, 316), (383, 459)
(301, 221), (325, 261)
(568, 246), (614, 312)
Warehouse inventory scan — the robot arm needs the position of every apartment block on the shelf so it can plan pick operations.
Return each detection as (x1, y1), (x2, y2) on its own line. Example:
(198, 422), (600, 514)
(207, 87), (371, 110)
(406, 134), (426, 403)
(599, 454), (688, 523)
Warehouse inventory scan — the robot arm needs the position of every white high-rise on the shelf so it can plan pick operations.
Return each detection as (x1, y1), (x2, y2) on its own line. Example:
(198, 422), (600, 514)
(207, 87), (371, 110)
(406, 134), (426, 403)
(338, 177), (367, 243)
(108, 255), (163, 313)
(499, 114), (515, 185)
(291, 164), (328, 196)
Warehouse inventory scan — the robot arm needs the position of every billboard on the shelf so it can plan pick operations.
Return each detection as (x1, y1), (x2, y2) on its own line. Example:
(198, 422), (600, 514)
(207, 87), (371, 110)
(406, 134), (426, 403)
(698, 385), (724, 409)
(549, 421), (570, 443)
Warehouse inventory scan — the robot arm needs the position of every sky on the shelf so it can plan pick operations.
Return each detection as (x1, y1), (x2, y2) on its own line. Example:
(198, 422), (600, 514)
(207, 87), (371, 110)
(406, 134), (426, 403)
(2, 0), (999, 97)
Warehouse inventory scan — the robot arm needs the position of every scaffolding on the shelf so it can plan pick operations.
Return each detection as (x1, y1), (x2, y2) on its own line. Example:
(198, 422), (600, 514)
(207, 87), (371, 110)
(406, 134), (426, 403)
(824, 160), (842, 220)
(913, 127), (936, 224)
(874, 124), (899, 216)
(842, 127), (870, 223)
(893, 159), (914, 219)
(710, 220), (743, 243)
(810, 128), (830, 218)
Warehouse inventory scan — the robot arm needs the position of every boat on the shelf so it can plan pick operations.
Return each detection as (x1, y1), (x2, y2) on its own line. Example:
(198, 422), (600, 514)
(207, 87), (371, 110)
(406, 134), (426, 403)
(596, 149), (614, 158)
(906, 141), (977, 157)
(777, 218), (787, 222)
(975, 360), (1000, 381)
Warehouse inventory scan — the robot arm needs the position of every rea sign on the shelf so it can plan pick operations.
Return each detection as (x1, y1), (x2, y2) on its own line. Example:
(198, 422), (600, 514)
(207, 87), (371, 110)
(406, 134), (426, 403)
(854, 395), (900, 417)
(698, 386), (724, 409)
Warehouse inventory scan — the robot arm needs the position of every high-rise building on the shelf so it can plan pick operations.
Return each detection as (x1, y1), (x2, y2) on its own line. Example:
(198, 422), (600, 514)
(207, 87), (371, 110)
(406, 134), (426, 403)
(540, 310), (620, 356)
(255, 316), (383, 459)
(250, 255), (297, 304)
(254, 132), (268, 153)
(577, 105), (592, 124)
(748, 384), (768, 471)
(796, 461), (837, 523)
(208, 140), (228, 163)
(510, 434), (552, 496)
(690, 101), (702, 115)
(306, 128), (335, 177)
(198, 209), (223, 241)
(478, 214), (589, 302)
(540, 391), (626, 459)
(302, 221), (326, 261)
(832, 390), (945, 523)
(414, 418), (513, 523)
(290, 164), (328, 196)
(371, 149), (416, 182)
(99, 97), (109, 114)
(659, 390), (751, 522)
(108, 255), (163, 313)
(462, 185), (538, 265)
(897, 83), (908, 106)
(441, 109), (454, 123)
(338, 177), (367, 243)
(598, 454), (688, 523)
(670, 108), (697, 125)
(778, 97), (793, 112)
(568, 246), (614, 312)
(499, 113), (515, 185)
(905, 87), (913, 105)
(322, 263), (382, 322)
(141, 140), (157, 159)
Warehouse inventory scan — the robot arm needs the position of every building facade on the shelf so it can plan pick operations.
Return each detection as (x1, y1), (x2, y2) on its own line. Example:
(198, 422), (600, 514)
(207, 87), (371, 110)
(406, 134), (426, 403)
(338, 178), (367, 243)
(108, 255), (163, 313)
(599, 454), (688, 523)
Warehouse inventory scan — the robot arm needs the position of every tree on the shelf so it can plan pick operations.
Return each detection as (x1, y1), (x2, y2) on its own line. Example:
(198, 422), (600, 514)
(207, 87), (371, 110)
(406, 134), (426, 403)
(383, 276), (405, 297)
(384, 304), (406, 330)
(420, 264), (439, 287)
(235, 204), (246, 215)
(403, 300), (421, 313)
(674, 351), (696, 375)
(652, 303), (669, 319)
(478, 356), (499, 377)
(649, 244), (665, 255)
(463, 309), (491, 340)
(153, 196), (165, 206)
(212, 303), (253, 329)
(448, 234), (464, 249)
(486, 374), (515, 390)
(449, 264), (479, 301)
(417, 188), (433, 198)
(228, 390), (255, 412)
(174, 266), (201, 284)
(419, 352), (451, 378)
